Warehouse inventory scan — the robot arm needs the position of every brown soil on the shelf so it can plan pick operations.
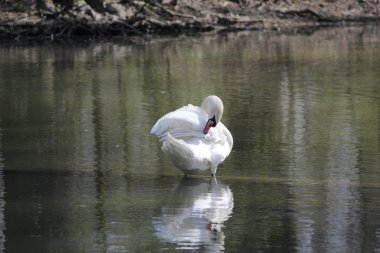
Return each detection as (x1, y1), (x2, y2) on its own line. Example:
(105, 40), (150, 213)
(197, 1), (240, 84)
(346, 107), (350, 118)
(1, 0), (380, 40)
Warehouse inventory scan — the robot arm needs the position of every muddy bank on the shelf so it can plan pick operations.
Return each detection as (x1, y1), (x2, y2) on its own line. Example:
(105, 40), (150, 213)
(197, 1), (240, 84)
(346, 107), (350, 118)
(1, 0), (380, 40)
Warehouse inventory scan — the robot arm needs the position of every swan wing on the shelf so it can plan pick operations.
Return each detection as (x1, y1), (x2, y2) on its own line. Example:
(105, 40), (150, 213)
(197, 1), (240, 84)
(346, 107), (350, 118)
(151, 105), (207, 141)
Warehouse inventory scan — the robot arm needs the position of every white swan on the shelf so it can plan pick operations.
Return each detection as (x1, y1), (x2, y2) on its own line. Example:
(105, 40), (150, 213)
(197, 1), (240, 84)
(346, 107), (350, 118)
(151, 95), (233, 176)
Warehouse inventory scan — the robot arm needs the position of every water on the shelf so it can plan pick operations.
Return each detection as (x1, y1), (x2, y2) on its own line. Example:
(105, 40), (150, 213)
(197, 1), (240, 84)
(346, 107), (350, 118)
(0, 25), (380, 252)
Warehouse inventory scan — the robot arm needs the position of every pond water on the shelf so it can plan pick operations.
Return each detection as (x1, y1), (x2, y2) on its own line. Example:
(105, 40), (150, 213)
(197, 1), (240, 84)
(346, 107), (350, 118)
(0, 25), (380, 252)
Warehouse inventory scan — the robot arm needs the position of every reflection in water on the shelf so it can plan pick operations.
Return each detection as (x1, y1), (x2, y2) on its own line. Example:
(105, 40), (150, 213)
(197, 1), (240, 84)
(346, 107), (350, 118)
(324, 96), (361, 253)
(0, 125), (4, 253)
(280, 50), (363, 252)
(282, 67), (317, 252)
(152, 178), (233, 252)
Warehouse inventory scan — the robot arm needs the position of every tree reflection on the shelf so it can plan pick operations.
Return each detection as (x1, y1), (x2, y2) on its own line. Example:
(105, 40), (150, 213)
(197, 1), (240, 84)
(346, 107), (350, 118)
(0, 125), (5, 253)
(279, 45), (364, 252)
(152, 178), (234, 252)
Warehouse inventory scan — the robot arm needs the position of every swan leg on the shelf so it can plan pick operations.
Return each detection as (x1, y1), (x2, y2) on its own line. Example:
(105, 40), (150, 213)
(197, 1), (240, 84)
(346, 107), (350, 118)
(211, 167), (217, 177)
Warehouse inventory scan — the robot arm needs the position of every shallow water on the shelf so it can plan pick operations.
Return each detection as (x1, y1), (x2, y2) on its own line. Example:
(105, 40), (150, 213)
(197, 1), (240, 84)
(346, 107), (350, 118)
(0, 26), (380, 252)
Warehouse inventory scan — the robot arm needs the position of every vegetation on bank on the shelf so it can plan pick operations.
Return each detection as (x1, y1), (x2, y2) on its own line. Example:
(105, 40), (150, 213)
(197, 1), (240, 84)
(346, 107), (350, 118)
(1, 0), (380, 39)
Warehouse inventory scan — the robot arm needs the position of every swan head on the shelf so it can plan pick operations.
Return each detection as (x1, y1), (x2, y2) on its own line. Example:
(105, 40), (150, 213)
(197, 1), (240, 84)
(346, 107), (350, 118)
(201, 95), (224, 134)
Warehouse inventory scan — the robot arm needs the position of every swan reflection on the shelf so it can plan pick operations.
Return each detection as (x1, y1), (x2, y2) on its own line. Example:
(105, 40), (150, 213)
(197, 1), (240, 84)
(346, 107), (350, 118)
(152, 178), (234, 251)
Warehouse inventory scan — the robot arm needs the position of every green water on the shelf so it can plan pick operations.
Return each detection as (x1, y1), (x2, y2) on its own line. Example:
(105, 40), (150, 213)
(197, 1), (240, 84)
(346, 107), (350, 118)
(0, 25), (380, 252)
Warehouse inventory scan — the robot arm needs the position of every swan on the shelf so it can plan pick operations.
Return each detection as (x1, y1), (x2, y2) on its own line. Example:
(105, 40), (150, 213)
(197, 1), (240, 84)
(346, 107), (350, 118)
(150, 95), (233, 176)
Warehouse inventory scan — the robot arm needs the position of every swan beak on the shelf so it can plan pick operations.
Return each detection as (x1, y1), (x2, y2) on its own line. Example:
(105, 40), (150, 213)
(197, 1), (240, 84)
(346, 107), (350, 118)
(203, 118), (216, 134)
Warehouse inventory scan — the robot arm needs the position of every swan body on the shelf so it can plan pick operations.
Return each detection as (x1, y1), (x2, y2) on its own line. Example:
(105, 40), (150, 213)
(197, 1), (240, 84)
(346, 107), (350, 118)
(151, 95), (233, 176)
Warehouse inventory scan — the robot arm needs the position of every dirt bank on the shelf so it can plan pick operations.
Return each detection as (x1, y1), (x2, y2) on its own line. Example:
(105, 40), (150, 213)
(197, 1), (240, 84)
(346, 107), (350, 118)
(1, 0), (380, 40)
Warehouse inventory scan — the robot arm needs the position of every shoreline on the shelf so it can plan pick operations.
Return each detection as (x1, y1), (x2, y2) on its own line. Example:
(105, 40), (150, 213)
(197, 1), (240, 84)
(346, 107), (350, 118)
(1, 1), (380, 40)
